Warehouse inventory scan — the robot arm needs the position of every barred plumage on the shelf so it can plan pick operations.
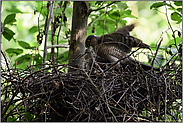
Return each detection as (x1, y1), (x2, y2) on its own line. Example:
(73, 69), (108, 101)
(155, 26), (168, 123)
(85, 24), (151, 69)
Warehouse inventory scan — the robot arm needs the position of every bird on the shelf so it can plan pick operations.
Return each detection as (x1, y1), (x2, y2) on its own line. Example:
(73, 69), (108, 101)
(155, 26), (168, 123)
(85, 24), (156, 70)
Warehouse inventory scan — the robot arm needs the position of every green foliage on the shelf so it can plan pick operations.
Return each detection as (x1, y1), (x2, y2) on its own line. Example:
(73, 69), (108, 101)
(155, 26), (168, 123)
(1, 1), (181, 70)
(174, 1), (182, 6)
(6, 48), (23, 56)
(1, 13), (16, 41)
(4, 13), (16, 25)
(150, 2), (164, 9)
(87, 1), (137, 36)
(150, 1), (182, 24)
(2, 27), (15, 41)
(7, 117), (16, 122)
(6, 7), (24, 14)
(171, 12), (182, 24)
(149, 1), (182, 67)
(29, 26), (39, 33)
(24, 112), (34, 122)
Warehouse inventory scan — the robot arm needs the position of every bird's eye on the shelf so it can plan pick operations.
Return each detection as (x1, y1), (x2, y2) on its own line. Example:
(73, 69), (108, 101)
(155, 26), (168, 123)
(87, 40), (91, 45)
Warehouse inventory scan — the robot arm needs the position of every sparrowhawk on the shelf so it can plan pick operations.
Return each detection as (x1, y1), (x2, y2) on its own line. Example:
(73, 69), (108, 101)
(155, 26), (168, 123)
(85, 24), (155, 70)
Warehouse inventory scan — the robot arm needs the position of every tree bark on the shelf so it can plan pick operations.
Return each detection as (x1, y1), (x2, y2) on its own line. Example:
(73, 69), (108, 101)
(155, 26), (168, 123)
(68, 1), (89, 72)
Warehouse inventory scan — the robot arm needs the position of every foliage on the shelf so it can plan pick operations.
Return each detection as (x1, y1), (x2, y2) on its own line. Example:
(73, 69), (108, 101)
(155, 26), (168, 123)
(149, 1), (182, 67)
(150, 1), (182, 24)
(1, 1), (181, 69)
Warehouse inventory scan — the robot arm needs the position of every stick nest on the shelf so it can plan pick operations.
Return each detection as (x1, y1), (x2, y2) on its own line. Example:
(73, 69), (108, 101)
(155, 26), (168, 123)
(1, 59), (182, 122)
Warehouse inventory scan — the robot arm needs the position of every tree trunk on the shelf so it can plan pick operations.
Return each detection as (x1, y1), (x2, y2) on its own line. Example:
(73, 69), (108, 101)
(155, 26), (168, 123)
(68, 1), (89, 72)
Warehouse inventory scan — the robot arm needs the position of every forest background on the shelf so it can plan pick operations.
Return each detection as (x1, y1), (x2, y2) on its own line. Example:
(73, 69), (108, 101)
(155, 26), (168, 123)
(1, 1), (182, 70)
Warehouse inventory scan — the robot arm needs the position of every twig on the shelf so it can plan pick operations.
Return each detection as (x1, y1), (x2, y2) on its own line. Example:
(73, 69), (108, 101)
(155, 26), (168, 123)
(164, 1), (178, 50)
(2, 91), (51, 121)
(56, 1), (68, 64)
(88, 1), (117, 15)
(162, 74), (167, 122)
(151, 38), (163, 71)
(104, 48), (141, 72)
(47, 44), (69, 49)
(43, 1), (55, 69)
(115, 80), (137, 106)
(1, 50), (10, 71)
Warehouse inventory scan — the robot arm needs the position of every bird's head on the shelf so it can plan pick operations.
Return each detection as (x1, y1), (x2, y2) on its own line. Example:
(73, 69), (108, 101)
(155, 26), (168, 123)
(85, 35), (100, 48)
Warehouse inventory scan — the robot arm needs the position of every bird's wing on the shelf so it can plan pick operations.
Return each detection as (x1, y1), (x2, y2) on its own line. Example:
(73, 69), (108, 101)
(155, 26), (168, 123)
(115, 24), (136, 35)
(99, 32), (150, 49)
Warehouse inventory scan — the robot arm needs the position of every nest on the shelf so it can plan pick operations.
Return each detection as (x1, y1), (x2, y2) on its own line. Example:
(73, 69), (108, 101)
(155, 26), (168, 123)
(1, 56), (182, 122)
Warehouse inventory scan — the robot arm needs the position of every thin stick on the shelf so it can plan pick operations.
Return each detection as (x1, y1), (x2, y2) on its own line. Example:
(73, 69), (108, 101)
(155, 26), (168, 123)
(43, 1), (55, 69)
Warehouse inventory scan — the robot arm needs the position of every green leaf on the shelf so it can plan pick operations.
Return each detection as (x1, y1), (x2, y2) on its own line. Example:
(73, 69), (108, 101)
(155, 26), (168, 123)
(4, 14), (16, 25)
(171, 12), (182, 24)
(177, 8), (182, 14)
(167, 37), (182, 46)
(117, 2), (128, 10)
(29, 26), (38, 33)
(15, 54), (31, 65)
(15, 61), (30, 69)
(95, 1), (104, 6)
(108, 10), (120, 20)
(174, 1), (182, 6)
(120, 10), (138, 19)
(150, 2), (164, 9)
(7, 117), (16, 122)
(124, 9), (131, 15)
(18, 41), (31, 49)
(25, 112), (33, 122)
(35, 53), (43, 64)
(6, 7), (24, 13)
(2, 27), (15, 41)
(6, 48), (23, 55)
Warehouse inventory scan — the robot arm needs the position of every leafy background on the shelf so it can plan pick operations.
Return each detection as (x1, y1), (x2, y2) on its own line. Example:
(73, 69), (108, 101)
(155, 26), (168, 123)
(1, 1), (182, 69)
(1, 1), (182, 122)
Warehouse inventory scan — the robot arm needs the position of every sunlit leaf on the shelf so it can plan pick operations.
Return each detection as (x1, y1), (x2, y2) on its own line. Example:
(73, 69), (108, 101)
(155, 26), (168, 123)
(177, 8), (182, 14)
(15, 54), (32, 65)
(4, 14), (16, 25)
(171, 12), (182, 24)
(2, 27), (15, 41)
(18, 41), (31, 49)
(117, 2), (128, 10)
(174, 1), (182, 6)
(29, 26), (38, 33)
(95, 1), (104, 6)
(120, 10), (138, 19)
(150, 2), (164, 9)
(6, 48), (23, 55)
(6, 7), (24, 13)
(15, 61), (30, 69)
(167, 37), (182, 46)
(108, 10), (120, 20)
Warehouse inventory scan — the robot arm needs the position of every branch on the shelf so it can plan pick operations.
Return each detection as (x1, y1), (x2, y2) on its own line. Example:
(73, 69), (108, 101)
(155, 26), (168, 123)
(88, 1), (117, 15)
(164, 1), (178, 50)
(47, 44), (69, 49)
(151, 38), (163, 70)
(43, 1), (55, 68)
